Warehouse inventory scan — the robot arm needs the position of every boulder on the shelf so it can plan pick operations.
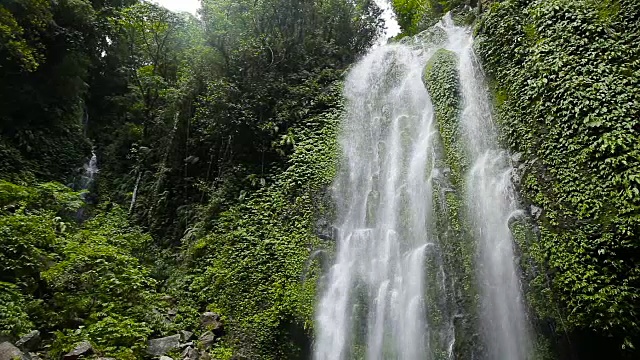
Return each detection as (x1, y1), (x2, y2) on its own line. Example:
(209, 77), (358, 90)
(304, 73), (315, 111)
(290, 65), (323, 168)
(530, 205), (543, 220)
(199, 312), (219, 327)
(15, 330), (40, 351)
(147, 334), (181, 356)
(511, 152), (523, 163)
(160, 295), (175, 303)
(180, 330), (194, 342)
(199, 313), (223, 337)
(0, 342), (29, 360)
(63, 341), (93, 360)
(160, 357), (173, 360)
(198, 331), (215, 349)
(181, 346), (199, 360)
(28, 353), (44, 360)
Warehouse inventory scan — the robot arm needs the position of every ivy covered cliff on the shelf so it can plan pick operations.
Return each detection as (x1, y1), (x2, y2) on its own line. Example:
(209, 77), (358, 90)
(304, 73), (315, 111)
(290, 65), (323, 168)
(475, 0), (640, 357)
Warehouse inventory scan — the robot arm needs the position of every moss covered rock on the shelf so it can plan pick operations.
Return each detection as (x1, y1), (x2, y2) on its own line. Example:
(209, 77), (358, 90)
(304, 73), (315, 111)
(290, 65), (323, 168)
(423, 49), (465, 185)
(422, 47), (481, 359)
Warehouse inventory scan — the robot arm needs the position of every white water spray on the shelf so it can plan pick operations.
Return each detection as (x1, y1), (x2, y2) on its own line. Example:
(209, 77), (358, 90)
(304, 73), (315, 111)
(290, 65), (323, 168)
(80, 150), (98, 190)
(314, 13), (532, 360)
(313, 37), (445, 359)
(443, 17), (533, 360)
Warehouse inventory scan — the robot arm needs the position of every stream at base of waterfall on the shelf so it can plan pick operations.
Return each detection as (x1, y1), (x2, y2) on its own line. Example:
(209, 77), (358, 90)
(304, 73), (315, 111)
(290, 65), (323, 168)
(313, 15), (532, 360)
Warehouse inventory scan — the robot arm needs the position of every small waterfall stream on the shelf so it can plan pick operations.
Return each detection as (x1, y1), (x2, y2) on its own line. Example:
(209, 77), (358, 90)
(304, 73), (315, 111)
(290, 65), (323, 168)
(444, 19), (533, 360)
(80, 150), (99, 190)
(313, 12), (533, 360)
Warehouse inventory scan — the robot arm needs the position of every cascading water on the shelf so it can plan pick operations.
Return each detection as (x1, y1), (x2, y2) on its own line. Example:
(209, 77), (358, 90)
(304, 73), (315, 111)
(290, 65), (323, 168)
(444, 18), (533, 359)
(314, 11), (532, 360)
(75, 150), (99, 217)
(80, 150), (99, 190)
(313, 37), (450, 360)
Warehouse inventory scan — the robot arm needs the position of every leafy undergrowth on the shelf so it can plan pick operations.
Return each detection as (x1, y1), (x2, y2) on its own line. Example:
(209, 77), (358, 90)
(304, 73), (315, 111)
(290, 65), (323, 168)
(0, 180), (179, 359)
(178, 83), (343, 359)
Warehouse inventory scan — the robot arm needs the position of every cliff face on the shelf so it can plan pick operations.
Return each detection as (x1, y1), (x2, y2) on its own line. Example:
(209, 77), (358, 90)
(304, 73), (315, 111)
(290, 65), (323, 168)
(391, 0), (640, 358)
(475, 0), (640, 357)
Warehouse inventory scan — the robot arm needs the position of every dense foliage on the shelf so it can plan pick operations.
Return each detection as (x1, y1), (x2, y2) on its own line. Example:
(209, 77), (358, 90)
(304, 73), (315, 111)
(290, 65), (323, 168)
(476, 0), (640, 356)
(392, 0), (476, 35)
(423, 48), (480, 359)
(0, 181), (167, 358)
(0, 0), (131, 181)
(184, 92), (342, 358)
(0, 0), (380, 358)
(424, 49), (465, 184)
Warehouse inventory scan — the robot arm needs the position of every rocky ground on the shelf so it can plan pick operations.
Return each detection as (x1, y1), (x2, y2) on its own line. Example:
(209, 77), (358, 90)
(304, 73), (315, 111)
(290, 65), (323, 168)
(0, 312), (224, 360)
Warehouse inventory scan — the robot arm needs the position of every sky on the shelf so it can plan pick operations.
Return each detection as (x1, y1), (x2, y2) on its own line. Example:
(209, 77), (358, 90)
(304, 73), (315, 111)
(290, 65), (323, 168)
(153, 0), (200, 15)
(152, 0), (400, 43)
(151, 0), (400, 35)
(374, 0), (401, 39)
(152, 0), (400, 40)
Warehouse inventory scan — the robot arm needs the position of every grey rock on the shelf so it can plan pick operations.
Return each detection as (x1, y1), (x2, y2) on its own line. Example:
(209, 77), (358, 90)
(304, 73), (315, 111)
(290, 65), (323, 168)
(147, 334), (181, 356)
(314, 205), (338, 243)
(181, 346), (199, 360)
(399, 27), (446, 50)
(160, 357), (173, 360)
(200, 312), (220, 327)
(62, 341), (93, 360)
(96, 358), (116, 360)
(198, 331), (215, 349)
(511, 152), (523, 163)
(16, 330), (40, 351)
(517, 163), (527, 172)
(200, 313), (223, 336)
(199, 352), (211, 360)
(180, 342), (194, 348)
(442, 187), (456, 195)
(530, 205), (543, 220)
(28, 353), (44, 360)
(0, 342), (29, 360)
(184, 156), (200, 165)
(180, 330), (194, 342)
(415, 27), (447, 47)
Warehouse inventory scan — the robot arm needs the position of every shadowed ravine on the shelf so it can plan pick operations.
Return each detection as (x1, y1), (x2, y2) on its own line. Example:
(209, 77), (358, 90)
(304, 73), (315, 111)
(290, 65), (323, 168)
(313, 16), (532, 360)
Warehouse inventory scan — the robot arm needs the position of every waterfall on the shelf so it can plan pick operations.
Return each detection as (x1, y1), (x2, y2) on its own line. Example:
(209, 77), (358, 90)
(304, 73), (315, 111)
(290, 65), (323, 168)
(313, 13), (533, 360)
(129, 170), (142, 213)
(444, 17), (533, 360)
(314, 39), (445, 360)
(80, 150), (98, 190)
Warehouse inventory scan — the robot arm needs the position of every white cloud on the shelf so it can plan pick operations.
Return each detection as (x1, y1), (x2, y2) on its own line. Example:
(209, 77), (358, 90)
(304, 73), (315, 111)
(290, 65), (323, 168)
(153, 0), (200, 15)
